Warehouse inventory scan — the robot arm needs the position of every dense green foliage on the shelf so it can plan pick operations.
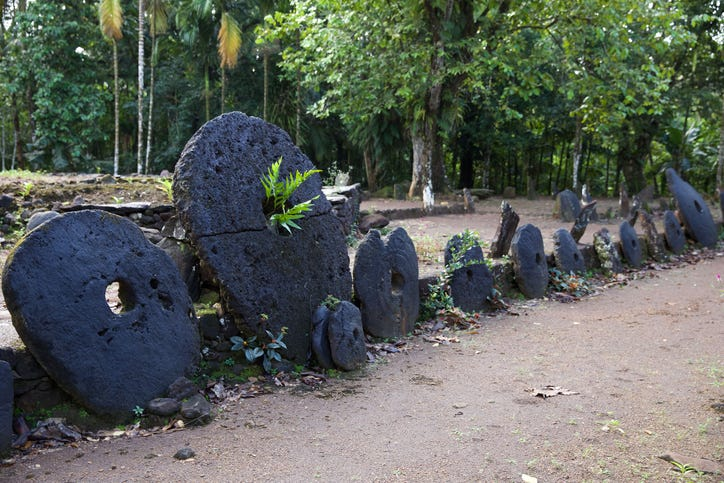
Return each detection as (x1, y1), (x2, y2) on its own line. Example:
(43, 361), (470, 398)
(0, 0), (722, 199)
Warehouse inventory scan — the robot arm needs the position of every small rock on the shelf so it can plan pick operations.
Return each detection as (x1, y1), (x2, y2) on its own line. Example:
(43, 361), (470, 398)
(359, 213), (389, 234)
(179, 394), (212, 425)
(26, 211), (59, 232)
(167, 377), (198, 401)
(173, 447), (195, 460)
(146, 398), (181, 417)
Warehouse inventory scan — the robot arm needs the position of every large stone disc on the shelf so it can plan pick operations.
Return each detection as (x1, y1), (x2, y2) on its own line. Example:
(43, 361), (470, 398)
(2, 210), (199, 416)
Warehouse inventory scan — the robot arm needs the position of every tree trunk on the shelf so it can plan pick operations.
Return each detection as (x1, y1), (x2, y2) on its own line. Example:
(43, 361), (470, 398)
(220, 68), (226, 114)
(363, 147), (377, 192)
(113, 39), (120, 176)
(204, 64), (210, 122)
(717, 92), (724, 190)
(572, 116), (582, 191)
(136, 0), (145, 174)
(263, 50), (269, 121)
(11, 94), (24, 170)
(144, 37), (157, 174)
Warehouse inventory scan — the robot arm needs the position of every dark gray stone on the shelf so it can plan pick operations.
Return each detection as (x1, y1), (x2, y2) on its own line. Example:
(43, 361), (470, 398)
(327, 301), (366, 371)
(167, 377), (199, 401)
(386, 227), (420, 330)
(156, 237), (201, 301)
(179, 394), (211, 424)
(489, 201), (519, 258)
(552, 229), (585, 273)
(593, 228), (624, 274)
(147, 398), (181, 417)
(359, 213), (389, 234)
(663, 210), (686, 254)
(174, 447), (196, 460)
(311, 305), (334, 369)
(555, 190), (581, 222)
(353, 228), (419, 338)
(638, 210), (667, 262)
(444, 233), (493, 312)
(719, 188), (724, 224)
(665, 168), (717, 248)
(174, 112), (351, 362)
(0, 360), (12, 457)
(26, 210), (59, 232)
(1, 210), (200, 417)
(510, 224), (548, 298)
(619, 221), (642, 268)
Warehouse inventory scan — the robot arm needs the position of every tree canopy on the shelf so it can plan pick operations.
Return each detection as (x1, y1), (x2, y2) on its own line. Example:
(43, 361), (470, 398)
(0, 0), (722, 200)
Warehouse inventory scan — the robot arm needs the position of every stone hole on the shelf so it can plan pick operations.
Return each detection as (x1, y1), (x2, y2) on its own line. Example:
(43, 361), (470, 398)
(105, 279), (136, 315)
(694, 199), (703, 214)
(573, 253), (580, 261)
(535, 252), (542, 265)
(466, 269), (473, 281)
(630, 238), (637, 248)
(391, 271), (405, 295)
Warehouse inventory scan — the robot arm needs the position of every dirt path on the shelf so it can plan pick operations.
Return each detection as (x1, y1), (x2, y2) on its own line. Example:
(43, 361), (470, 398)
(1, 253), (722, 482)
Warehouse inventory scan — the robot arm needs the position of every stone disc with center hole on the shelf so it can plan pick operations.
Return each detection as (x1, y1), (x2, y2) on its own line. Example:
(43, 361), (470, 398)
(1, 210), (199, 416)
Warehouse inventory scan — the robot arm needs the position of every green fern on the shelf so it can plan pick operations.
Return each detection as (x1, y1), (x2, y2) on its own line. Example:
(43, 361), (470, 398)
(261, 157), (320, 234)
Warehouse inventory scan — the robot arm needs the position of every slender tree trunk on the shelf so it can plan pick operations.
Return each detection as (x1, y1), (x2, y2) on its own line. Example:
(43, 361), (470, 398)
(295, 68), (301, 144)
(144, 37), (157, 174)
(220, 68), (226, 114)
(363, 146), (377, 192)
(113, 39), (120, 176)
(136, 0), (145, 174)
(263, 50), (269, 120)
(204, 64), (210, 122)
(1, 110), (5, 171)
(717, 93), (724, 190)
(572, 115), (583, 191)
(11, 94), (23, 170)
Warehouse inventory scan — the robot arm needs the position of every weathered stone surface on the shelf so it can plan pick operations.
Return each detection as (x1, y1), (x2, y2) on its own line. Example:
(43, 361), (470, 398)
(179, 394), (211, 424)
(663, 210), (686, 254)
(618, 221), (642, 268)
(147, 398), (181, 417)
(619, 185), (630, 219)
(489, 201), (520, 258)
(638, 210), (667, 262)
(173, 112), (351, 362)
(353, 228), (419, 338)
(593, 228), (624, 274)
(665, 168), (717, 247)
(311, 305), (334, 369)
(570, 201), (597, 243)
(555, 190), (581, 222)
(1, 210), (199, 416)
(327, 301), (366, 371)
(552, 229), (585, 273)
(510, 224), (548, 298)
(167, 377), (199, 401)
(359, 213), (389, 234)
(26, 210), (59, 232)
(444, 233), (494, 312)
(0, 360), (12, 457)
(156, 237), (201, 301)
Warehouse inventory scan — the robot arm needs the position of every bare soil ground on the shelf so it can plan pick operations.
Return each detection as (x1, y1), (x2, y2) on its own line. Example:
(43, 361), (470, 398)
(0, 175), (723, 482)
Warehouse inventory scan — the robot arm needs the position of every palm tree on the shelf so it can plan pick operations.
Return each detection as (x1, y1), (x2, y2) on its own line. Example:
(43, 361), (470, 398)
(99, 0), (123, 176)
(176, 0), (242, 120)
(136, 0), (145, 174)
(144, 0), (168, 173)
(218, 11), (241, 113)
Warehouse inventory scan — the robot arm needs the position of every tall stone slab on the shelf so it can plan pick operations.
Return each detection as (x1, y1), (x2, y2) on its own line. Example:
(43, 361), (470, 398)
(663, 210), (686, 254)
(555, 190), (581, 222)
(665, 168), (717, 248)
(444, 233), (494, 312)
(174, 112), (351, 361)
(353, 228), (419, 338)
(0, 360), (12, 457)
(2, 211), (199, 416)
(552, 228), (586, 273)
(510, 224), (548, 298)
(619, 221), (642, 268)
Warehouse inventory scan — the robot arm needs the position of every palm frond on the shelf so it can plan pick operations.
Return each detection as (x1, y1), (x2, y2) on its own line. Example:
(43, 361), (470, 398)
(147, 0), (168, 37)
(99, 0), (123, 40)
(218, 11), (242, 69)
